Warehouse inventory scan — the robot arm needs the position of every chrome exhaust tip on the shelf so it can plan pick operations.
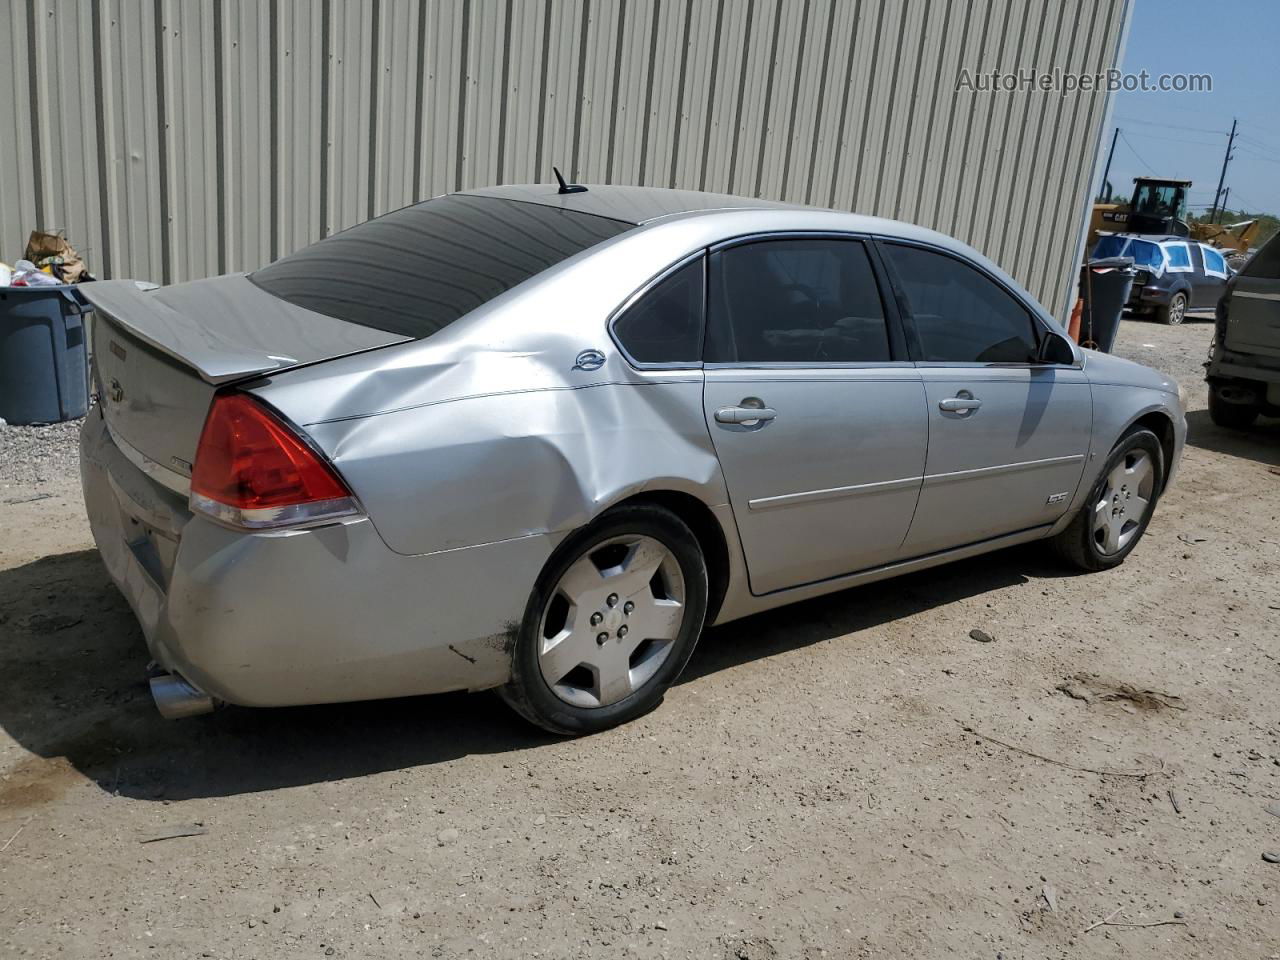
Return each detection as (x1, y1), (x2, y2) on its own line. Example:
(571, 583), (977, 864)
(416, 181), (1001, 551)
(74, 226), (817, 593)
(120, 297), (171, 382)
(149, 673), (216, 720)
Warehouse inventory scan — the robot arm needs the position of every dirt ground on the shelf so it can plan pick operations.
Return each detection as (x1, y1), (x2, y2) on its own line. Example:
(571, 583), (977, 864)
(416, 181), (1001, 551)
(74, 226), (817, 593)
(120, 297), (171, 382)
(1, 315), (1277, 959)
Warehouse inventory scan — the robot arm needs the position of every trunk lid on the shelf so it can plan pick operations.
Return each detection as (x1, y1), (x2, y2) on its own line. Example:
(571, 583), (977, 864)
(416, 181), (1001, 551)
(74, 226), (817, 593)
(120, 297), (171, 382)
(83, 275), (408, 485)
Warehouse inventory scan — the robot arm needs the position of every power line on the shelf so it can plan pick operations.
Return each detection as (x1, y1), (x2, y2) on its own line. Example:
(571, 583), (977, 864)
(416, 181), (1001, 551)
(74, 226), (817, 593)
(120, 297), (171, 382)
(1113, 115), (1280, 160)
(1118, 131), (1159, 173)
(1227, 189), (1269, 214)
(1235, 145), (1280, 166)
(1237, 133), (1280, 152)
(1120, 102), (1275, 134)
(1122, 130), (1226, 148)
(1114, 115), (1229, 136)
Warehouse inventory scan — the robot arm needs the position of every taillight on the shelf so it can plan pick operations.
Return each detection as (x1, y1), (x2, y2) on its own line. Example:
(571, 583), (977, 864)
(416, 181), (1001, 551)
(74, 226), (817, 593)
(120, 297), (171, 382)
(189, 392), (359, 529)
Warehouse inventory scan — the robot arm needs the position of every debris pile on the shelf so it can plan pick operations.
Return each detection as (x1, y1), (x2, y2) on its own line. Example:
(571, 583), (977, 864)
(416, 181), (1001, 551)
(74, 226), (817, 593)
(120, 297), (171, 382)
(0, 231), (93, 287)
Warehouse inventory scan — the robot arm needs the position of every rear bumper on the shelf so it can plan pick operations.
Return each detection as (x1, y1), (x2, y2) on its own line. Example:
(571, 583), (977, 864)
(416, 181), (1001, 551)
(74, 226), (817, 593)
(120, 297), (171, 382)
(1128, 285), (1170, 308)
(81, 412), (556, 708)
(1207, 350), (1280, 385)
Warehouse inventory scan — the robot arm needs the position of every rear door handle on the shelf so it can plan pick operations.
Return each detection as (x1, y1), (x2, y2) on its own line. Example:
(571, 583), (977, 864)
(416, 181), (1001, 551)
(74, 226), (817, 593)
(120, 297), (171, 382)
(715, 405), (777, 424)
(939, 396), (982, 413)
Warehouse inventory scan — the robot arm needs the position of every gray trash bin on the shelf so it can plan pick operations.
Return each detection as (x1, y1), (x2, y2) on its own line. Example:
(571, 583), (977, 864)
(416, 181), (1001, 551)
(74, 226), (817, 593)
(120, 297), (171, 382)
(0, 284), (91, 425)
(1078, 257), (1135, 354)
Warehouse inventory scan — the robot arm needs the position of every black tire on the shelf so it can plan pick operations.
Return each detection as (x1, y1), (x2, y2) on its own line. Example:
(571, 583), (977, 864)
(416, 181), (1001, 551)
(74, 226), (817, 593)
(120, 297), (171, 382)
(1157, 291), (1187, 325)
(1048, 427), (1164, 572)
(499, 504), (708, 735)
(1208, 389), (1259, 429)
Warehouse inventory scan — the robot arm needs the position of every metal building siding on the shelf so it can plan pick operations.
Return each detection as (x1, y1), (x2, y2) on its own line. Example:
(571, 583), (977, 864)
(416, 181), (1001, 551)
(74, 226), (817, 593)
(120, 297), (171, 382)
(2, 0), (1129, 316)
(276, 1), (326, 260)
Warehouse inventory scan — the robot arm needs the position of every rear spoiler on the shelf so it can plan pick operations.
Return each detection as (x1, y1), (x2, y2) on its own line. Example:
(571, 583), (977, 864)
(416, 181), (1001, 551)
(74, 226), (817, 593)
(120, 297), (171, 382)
(81, 276), (407, 384)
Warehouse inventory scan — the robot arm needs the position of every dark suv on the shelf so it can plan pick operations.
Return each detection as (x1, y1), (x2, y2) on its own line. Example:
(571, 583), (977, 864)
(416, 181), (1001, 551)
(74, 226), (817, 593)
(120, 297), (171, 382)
(1092, 233), (1231, 324)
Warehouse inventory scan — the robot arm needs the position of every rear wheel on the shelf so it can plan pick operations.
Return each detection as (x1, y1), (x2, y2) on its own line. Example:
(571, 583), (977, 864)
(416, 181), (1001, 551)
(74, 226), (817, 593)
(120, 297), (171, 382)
(1158, 291), (1187, 325)
(1208, 388), (1259, 429)
(500, 504), (708, 735)
(1049, 427), (1163, 571)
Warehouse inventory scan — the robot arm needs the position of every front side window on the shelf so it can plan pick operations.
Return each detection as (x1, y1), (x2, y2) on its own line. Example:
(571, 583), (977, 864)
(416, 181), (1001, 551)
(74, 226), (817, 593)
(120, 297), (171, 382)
(612, 257), (705, 364)
(705, 238), (892, 364)
(1200, 245), (1227, 278)
(883, 243), (1040, 364)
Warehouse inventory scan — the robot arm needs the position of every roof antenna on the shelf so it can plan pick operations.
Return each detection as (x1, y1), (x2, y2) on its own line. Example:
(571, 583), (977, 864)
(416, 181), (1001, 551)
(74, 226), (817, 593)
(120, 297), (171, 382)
(553, 166), (588, 195)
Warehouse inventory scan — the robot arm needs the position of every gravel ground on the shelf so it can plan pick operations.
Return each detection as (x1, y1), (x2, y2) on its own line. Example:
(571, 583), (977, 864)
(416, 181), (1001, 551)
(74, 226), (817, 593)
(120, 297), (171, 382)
(1, 314), (1278, 959)
(0, 419), (82, 492)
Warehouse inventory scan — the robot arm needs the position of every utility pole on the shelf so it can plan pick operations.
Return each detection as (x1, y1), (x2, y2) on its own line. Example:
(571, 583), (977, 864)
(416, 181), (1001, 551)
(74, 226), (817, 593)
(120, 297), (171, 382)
(1098, 127), (1119, 201)
(1209, 118), (1237, 224)
(1219, 187), (1230, 221)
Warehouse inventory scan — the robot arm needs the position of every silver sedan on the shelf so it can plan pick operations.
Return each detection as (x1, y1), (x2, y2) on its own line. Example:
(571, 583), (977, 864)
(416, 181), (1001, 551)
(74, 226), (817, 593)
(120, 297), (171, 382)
(80, 183), (1185, 734)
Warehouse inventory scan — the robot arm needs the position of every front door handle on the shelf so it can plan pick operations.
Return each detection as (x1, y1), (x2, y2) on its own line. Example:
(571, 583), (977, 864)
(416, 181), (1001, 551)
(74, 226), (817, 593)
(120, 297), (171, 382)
(939, 395), (982, 413)
(715, 405), (777, 424)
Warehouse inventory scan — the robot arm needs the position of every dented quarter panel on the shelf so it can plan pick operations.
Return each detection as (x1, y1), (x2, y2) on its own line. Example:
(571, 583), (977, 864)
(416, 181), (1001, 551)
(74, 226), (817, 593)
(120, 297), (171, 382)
(304, 376), (725, 556)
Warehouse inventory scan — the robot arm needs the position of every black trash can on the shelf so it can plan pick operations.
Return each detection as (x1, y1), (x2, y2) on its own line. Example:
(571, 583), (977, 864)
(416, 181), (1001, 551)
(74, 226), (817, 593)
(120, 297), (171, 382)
(0, 285), (91, 425)
(1078, 257), (1135, 354)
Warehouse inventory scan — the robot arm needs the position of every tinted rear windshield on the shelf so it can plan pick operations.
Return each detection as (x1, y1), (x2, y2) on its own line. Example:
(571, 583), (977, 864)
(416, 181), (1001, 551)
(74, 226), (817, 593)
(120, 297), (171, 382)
(250, 194), (633, 338)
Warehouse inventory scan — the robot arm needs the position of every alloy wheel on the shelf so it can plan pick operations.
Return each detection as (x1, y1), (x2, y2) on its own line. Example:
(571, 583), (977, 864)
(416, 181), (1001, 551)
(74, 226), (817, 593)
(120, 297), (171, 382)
(1168, 293), (1186, 324)
(1092, 450), (1155, 555)
(537, 535), (686, 708)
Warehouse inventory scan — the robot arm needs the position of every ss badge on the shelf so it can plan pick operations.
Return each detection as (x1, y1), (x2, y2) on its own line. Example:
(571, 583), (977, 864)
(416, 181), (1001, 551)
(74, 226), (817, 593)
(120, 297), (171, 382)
(1046, 491), (1068, 504)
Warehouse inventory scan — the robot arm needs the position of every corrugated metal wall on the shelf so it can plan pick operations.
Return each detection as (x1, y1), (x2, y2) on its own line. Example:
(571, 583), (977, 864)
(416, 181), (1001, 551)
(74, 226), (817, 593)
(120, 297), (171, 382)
(2, 0), (1129, 316)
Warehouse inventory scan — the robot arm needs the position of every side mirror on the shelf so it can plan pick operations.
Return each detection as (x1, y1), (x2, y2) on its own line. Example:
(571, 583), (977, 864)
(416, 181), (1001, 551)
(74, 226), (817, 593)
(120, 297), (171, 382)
(1037, 331), (1076, 365)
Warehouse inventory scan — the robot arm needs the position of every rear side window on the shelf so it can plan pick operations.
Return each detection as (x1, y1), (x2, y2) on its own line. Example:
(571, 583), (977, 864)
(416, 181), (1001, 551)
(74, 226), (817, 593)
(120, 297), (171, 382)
(883, 243), (1039, 364)
(706, 238), (891, 364)
(612, 258), (705, 365)
(1092, 235), (1127, 259)
(1127, 239), (1164, 271)
(251, 194), (633, 338)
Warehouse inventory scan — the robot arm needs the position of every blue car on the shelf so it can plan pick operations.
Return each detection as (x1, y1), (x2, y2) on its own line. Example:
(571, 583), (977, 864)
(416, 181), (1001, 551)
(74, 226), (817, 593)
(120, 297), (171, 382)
(1092, 233), (1231, 324)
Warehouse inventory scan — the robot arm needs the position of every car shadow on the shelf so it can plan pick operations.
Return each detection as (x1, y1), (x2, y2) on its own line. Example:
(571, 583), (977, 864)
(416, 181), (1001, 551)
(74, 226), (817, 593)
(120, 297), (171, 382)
(0, 543), (1069, 802)
(1121, 309), (1215, 324)
(1185, 408), (1280, 467)
(683, 544), (1066, 683)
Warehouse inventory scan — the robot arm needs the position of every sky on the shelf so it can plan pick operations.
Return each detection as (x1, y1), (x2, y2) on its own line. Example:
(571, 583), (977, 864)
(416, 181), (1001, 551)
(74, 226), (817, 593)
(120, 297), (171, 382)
(1100, 0), (1278, 216)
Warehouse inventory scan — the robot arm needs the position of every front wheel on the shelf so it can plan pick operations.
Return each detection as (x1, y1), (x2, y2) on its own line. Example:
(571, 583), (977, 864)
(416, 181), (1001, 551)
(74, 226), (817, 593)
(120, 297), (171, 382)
(1048, 428), (1164, 571)
(500, 504), (708, 735)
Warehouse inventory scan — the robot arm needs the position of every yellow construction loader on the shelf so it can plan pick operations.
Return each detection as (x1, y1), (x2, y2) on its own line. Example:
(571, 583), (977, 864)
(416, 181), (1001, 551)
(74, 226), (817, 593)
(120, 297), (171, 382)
(1189, 217), (1260, 271)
